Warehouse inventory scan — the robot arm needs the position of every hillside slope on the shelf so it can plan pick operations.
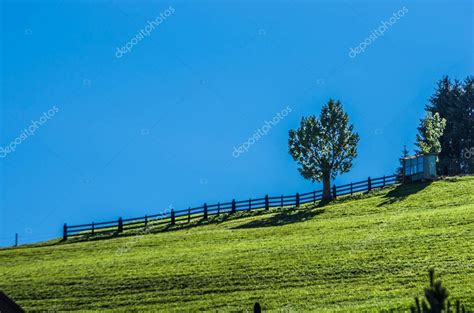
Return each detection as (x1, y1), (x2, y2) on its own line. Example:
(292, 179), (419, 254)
(1, 177), (473, 312)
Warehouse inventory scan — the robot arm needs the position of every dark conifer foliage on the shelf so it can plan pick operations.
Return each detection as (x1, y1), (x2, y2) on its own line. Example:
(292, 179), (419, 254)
(410, 269), (468, 313)
(426, 76), (474, 175)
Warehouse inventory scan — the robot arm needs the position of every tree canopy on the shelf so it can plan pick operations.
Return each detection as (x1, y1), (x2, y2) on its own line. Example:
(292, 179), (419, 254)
(416, 112), (447, 154)
(288, 99), (359, 199)
(425, 76), (474, 174)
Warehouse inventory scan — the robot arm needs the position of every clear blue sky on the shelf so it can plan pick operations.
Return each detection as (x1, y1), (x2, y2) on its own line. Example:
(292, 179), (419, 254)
(0, 0), (472, 246)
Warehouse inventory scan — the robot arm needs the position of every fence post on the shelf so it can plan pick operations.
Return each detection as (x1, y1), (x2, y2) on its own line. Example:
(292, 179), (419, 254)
(217, 202), (220, 215)
(296, 193), (300, 208)
(383, 175), (386, 187)
(332, 185), (337, 199)
(91, 222), (95, 235)
(118, 217), (123, 233)
(280, 195), (283, 208)
(63, 223), (68, 240)
(188, 207), (191, 223)
(15, 233), (18, 247)
(232, 199), (236, 214)
(313, 191), (316, 203)
(171, 209), (175, 225)
(203, 203), (208, 219)
(248, 199), (251, 211)
(350, 182), (353, 196)
(265, 195), (269, 210)
(368, 176), (372, 192)
(144, 215), (148, 228)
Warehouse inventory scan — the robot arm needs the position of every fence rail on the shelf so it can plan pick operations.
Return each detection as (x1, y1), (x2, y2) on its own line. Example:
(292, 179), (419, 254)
(63, 174), (400, 240)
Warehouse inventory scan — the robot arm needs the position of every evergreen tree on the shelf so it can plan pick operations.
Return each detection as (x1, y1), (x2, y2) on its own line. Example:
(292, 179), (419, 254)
(411, 269), (468, 313)
(288, 99), (359, 200)
(396, 145), (409, 177)
(416, 112), (446, 154)
(460, 77), (474, 173)
(426, 76), (474, 174)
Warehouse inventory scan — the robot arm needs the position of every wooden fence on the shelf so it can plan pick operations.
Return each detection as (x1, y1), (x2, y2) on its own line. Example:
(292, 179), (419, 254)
(63, 174), (400, 240)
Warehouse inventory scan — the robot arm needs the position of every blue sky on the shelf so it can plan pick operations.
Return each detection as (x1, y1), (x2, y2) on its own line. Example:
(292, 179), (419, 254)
(0, 0), (472, 246)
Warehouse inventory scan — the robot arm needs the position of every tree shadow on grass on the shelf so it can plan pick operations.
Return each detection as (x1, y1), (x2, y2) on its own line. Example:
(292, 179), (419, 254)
(377, 180), (432, 207)
(232, 206), (325, 229)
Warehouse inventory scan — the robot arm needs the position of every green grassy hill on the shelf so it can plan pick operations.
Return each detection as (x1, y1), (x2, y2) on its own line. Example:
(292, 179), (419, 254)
(1, 177), (473, 312)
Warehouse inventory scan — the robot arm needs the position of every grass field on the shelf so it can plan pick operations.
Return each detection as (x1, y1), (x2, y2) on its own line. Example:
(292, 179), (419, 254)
(1, 177), (473, 312)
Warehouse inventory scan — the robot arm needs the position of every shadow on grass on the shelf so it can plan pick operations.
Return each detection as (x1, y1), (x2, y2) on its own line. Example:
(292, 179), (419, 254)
(20, 202), (334, 247)
(58, 208), (282, 246)
(22, 191), (372, 248)
(232, 206), (325, 229)
(377, 180), (431, 207)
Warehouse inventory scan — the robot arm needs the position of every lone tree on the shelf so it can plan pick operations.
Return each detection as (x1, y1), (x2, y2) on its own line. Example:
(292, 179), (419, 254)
(288, 99), (359, 200)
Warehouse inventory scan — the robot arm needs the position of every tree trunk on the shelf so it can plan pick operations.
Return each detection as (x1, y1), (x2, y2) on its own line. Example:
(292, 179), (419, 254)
(322, 173), (331, 200)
